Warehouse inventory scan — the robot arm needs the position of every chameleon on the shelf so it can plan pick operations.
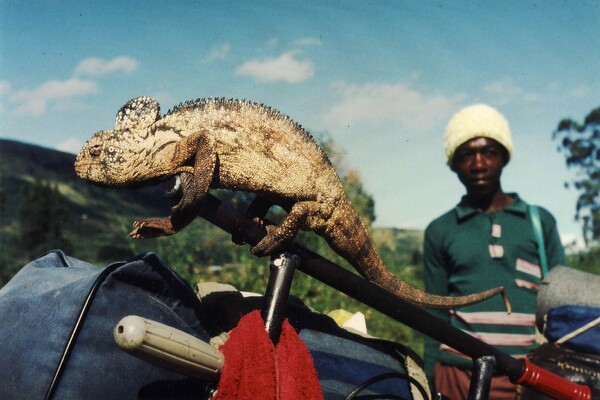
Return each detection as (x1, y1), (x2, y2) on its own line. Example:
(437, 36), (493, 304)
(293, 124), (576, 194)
(75, 96), (510, 311)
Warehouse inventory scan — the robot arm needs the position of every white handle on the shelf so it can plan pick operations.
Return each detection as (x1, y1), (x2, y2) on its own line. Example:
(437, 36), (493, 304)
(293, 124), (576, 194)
(114, 315), (224, 381)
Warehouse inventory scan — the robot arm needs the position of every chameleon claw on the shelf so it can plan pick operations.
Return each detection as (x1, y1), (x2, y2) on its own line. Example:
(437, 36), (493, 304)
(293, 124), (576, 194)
(129, 218), (176, 238)
(129, 221), (145, 239)
(251, 226), (287, 256)
(130, 225), (141, 234)
(250, 237), (271, 256)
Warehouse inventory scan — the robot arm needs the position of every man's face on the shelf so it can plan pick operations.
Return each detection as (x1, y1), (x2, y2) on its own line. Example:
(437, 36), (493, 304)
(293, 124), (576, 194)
(451, 137), (507, 196)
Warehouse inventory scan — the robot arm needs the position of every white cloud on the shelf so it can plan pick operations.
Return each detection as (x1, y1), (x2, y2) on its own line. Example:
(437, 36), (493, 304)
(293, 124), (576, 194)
(11, 78), (97, 116)
(0, 81), (10, 113)
(5, 56), (138, 116)
(568, 86), (589, 99)
(324, 81), (461, 131)
(294, 37), (321, 46)
(204, 43), (231, 63)
(0, 81), (11, 95)
(235, 50), (314, 83)
(484, 78), (540, 104)
(56, 137), (84, 154)
(74, 56), (138, 77)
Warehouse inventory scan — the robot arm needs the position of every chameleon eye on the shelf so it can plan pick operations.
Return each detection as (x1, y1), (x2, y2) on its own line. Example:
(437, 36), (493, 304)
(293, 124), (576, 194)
(89, 143), (102, 157)
(108, 146), (116, 154)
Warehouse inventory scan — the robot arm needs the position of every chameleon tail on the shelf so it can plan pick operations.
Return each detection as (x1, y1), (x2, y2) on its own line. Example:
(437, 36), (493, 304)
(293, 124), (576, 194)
(363, 264), (511, 313)
(326, 198), (511, 313)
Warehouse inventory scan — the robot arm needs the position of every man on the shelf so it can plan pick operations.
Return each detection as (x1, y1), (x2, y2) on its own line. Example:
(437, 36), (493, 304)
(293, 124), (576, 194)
(423, 104), (566, 399)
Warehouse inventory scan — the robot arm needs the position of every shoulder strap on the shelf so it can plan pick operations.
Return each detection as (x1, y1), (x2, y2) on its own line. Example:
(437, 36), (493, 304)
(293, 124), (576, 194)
(529, 205), (548, 278)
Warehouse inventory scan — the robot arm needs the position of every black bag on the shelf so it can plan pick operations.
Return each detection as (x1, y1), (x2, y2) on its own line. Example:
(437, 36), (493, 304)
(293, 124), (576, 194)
(0, 251), (211, 399)
(519, 343), (600, 399)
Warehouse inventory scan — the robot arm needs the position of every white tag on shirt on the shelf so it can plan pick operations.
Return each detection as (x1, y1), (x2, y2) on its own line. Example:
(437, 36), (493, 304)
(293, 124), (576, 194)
(491, 224), (502, 238)
(489, 244), (504, 258)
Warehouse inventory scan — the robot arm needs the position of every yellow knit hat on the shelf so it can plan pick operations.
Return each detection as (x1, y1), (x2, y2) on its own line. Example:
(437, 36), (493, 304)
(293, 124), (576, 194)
(444, 103), (513, 165)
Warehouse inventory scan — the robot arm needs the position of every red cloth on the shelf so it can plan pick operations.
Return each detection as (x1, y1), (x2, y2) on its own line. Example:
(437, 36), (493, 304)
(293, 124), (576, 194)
(215, 310), (323, 400)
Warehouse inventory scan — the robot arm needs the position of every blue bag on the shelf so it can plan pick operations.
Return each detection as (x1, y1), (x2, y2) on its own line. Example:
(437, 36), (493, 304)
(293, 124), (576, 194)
(545, 305), (600, 354)
(0, 251), (211, 399)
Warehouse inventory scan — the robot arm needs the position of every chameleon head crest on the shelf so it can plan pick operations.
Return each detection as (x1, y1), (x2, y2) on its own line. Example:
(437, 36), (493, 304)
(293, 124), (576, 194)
(115, 96), (161, 133)
(75, 96), (164, 186)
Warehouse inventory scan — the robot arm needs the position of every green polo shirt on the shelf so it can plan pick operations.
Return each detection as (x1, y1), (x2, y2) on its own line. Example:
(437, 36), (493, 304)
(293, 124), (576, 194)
(423, 194), (566, 378)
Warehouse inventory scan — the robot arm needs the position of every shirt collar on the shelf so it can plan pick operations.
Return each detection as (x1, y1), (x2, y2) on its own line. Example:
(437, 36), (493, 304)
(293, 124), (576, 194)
(454, 193), (528, 222)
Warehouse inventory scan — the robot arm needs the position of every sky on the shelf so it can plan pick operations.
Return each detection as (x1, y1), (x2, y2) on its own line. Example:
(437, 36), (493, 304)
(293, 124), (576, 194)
(1, 1), (599, 251)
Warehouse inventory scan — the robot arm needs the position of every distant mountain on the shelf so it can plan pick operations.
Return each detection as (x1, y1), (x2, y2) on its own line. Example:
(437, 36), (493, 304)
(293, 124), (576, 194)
(0, 138), (170, 217)
(0, 138), (173, 282)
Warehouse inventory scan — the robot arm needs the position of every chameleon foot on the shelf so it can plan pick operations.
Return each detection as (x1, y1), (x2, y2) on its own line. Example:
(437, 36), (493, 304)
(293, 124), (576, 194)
(129, 218), (176, 239)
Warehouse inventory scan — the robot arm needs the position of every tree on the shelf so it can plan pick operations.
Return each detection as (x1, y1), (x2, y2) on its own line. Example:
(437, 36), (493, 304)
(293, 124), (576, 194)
(553, 106), (600, 246)
(19, 180), (72, 258)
